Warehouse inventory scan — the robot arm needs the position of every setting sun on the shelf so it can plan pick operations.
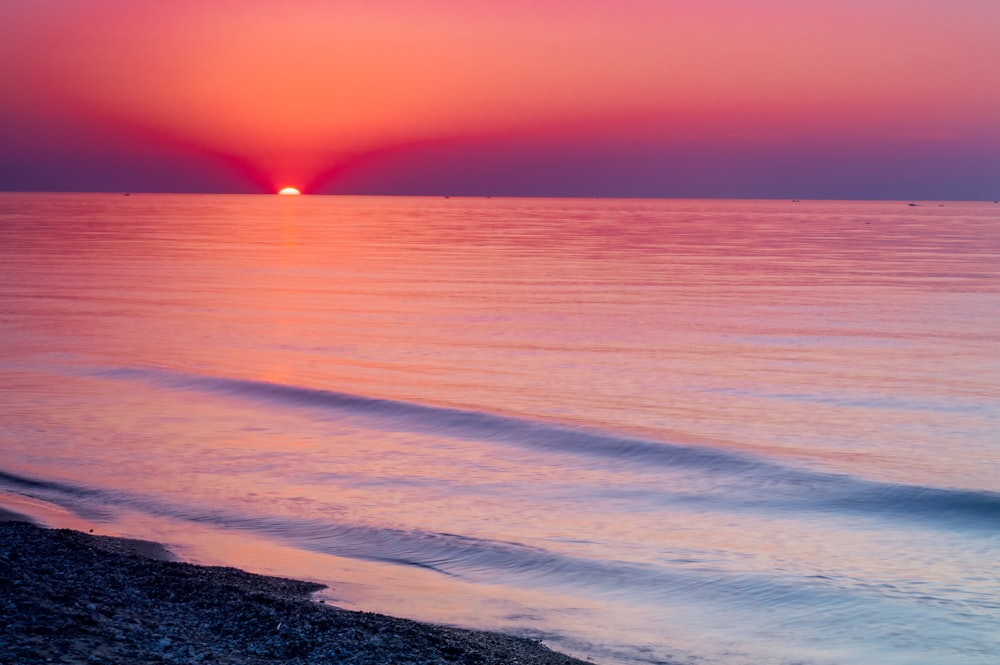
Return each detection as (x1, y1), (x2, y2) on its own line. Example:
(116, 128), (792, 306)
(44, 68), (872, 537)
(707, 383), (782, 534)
(277, 187), (301, 196)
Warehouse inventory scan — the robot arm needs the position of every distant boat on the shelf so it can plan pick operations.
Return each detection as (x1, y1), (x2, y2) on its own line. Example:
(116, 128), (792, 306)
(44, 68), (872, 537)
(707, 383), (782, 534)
(908, 203), (919, 206)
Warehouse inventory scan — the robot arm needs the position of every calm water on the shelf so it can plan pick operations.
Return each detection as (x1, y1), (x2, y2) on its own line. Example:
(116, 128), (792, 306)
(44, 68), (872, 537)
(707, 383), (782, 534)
(1, 193), (998, 665)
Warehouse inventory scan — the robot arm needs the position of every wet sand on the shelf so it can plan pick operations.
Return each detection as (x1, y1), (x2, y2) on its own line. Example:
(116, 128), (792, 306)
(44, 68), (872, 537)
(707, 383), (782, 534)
(0, 506), (31, 523)
(0, 519), (596, 665)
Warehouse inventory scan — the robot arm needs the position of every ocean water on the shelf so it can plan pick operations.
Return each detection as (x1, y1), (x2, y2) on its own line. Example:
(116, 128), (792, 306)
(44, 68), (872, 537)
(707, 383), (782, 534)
(1, 193), (998, 665)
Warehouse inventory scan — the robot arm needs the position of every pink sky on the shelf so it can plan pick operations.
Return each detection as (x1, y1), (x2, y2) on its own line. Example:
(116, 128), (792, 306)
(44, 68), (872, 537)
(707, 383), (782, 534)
(2, 0), (998, 197)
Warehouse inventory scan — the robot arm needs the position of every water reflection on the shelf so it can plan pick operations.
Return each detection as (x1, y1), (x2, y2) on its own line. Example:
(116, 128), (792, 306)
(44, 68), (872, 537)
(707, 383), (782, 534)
(2, 194), (999, 665)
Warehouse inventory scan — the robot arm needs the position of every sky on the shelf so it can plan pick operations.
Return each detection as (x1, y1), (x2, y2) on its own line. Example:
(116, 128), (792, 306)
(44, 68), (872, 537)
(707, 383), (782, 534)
(1, 0), (999, 198)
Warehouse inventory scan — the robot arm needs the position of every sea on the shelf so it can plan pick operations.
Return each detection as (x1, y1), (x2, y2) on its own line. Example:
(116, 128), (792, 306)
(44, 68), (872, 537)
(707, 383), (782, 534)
(1, 193), (998, 665)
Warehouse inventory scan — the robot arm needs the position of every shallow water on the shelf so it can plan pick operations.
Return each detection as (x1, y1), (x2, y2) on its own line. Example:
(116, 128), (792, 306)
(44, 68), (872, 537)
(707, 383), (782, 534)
(1, 193), (999, 664)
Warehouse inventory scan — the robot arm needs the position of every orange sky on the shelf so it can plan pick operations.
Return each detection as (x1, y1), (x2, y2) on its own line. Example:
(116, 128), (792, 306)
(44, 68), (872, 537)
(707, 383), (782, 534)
(2, 0), (999, 197)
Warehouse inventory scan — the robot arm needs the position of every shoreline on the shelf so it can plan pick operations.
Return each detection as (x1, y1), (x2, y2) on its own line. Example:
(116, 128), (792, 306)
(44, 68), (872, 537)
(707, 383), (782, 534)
(1, 518), (597, 665)
(0, 505), (32, 523)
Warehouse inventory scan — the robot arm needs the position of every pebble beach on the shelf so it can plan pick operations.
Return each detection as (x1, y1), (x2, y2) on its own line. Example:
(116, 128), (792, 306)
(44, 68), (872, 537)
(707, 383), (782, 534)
(0, 518), (595, 665)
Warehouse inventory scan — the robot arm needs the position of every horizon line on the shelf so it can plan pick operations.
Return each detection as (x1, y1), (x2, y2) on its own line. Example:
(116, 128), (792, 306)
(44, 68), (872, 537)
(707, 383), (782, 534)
(2, 190), (998, 204)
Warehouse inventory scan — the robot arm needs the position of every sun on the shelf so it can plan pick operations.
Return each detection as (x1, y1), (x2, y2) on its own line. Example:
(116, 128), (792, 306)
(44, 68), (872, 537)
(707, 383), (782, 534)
(277, 186), (301, 196)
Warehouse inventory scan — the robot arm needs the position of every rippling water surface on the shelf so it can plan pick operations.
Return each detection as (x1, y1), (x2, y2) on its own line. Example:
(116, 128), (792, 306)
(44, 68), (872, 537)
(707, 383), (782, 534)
(1, 193), (998, 665)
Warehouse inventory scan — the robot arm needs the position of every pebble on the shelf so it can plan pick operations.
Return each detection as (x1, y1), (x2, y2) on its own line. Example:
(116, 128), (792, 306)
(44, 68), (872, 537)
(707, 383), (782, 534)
(1, 521), (593, 665)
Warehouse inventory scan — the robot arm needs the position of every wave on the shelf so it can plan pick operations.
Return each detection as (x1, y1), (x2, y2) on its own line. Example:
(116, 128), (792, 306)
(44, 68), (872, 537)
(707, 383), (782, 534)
(0, 468), (943, 617)
(830, 483), (1000, 527)
(4, 464), (998, 649)
(89, 367), (796, 474)
(88, 366), (1000, 531)
(0, 468), (718, 591)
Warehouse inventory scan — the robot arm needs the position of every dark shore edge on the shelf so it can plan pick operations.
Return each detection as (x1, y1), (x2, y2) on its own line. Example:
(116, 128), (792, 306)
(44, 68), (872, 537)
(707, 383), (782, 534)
(1, 518), (597, 665)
